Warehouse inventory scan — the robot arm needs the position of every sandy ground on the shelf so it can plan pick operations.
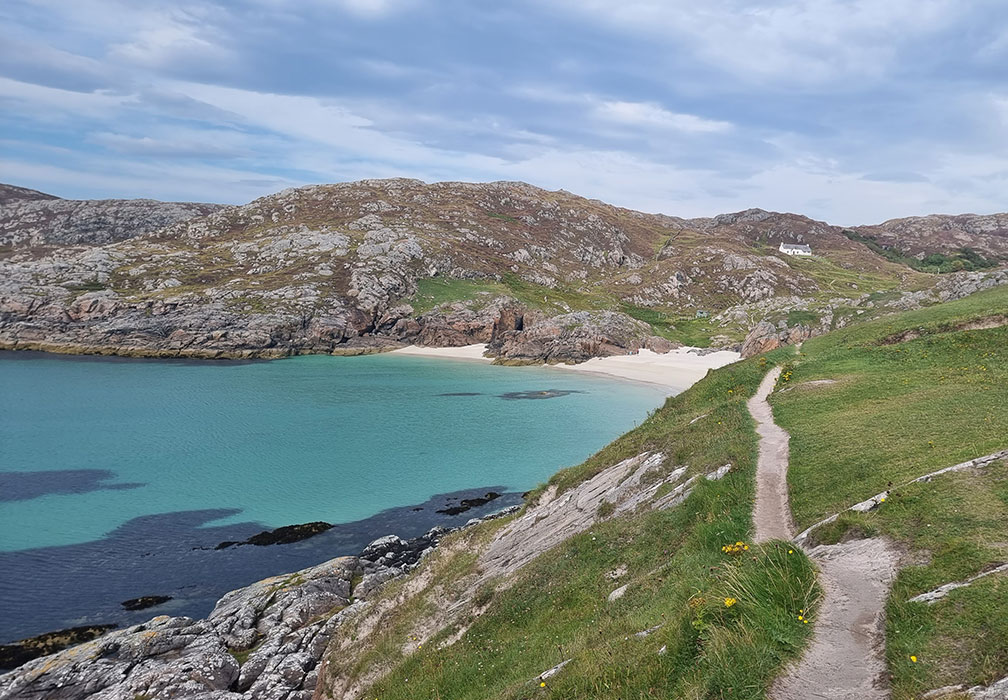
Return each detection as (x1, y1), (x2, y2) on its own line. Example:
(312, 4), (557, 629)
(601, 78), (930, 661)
(552, 347), (740, 394)
(391, 344), (741, 393)
(748, 367), (796, 542)
(389, 343), (492, 361)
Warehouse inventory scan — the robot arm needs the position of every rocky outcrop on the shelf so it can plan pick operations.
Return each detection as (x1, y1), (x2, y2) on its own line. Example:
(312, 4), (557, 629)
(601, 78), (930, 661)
(740, 320), (813, 358)
(0, 511), (516, 700)
(216, 522), (334, 550)
(120, 596), (172, 612)
(0, 626), (116, 672)
(0, 186), (222, 249)
(488, 310), (677, 363)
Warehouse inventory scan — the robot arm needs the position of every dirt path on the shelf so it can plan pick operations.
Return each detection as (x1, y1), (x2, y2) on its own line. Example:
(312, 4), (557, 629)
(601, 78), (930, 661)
(748, 368), (901, 699)
(771, 538), (900, 700)
(748, 367), (795, 542)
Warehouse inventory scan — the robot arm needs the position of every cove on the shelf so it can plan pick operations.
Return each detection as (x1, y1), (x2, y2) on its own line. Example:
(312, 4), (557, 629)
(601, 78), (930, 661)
(0, 350), (665, 641)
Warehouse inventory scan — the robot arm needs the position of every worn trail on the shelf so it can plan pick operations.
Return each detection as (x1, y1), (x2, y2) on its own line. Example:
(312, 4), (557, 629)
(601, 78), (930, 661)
(748, 366), (794, 542)
(747, 368), (900, 700)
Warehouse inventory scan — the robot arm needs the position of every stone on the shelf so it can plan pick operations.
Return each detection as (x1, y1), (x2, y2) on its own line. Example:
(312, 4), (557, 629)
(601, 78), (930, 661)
(121, 595), (173, 611)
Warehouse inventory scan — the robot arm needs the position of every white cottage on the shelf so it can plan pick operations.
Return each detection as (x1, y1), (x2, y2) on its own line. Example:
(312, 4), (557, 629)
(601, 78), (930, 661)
(779, 242), (812, 256)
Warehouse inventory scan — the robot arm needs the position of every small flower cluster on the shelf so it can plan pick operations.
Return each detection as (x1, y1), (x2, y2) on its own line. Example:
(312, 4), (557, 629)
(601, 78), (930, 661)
(797, 608), (809, 624)
(722, 541), (749, 555)
(724, 597), (737, 608)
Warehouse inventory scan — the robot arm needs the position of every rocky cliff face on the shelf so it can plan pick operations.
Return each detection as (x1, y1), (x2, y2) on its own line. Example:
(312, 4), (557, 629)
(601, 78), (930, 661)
(0, 178), (1005, 363)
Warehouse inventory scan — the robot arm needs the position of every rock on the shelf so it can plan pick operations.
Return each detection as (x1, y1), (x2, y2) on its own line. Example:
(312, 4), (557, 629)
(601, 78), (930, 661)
(488, 310), (674, 363)
(740, 321), (813, 358)
(216, 521), (333, 549)
(121, 595), (173, 611)
(0, 625), (116, 671)
(607, 584), (629, 602)
(538, 658), (571, 681)
(435, 492), (501, 516)
(740, 321), (781, 358)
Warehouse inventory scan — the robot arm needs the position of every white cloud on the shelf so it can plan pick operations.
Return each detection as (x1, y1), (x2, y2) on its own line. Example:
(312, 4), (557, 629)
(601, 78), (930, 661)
(543, 0), (960, 86)
(595, 100), (732, 133)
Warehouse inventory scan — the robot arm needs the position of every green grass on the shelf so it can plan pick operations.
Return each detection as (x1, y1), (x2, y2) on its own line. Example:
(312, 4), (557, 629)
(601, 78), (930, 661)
(410, 274), (617, 316)
(769, 285), (1008, 698)
(781, 254), (907, 298)
(620, 305), (731, 347)
(335, 351), (819, 700)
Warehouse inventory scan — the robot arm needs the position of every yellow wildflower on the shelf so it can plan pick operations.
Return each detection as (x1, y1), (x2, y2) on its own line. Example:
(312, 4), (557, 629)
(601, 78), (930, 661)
(910, 655), (917, 663)
(724, 597), (737, 607)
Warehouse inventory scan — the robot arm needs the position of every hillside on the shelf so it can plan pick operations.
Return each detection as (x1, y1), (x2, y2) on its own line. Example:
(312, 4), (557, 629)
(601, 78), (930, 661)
(4, 285), (1004, 699)
(1, 178), (1005, 364)
(0, 184), (222, 250)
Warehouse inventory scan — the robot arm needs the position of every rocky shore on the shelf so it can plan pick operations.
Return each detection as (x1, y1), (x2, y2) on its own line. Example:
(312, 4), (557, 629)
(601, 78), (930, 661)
(0, 508), (518, 700)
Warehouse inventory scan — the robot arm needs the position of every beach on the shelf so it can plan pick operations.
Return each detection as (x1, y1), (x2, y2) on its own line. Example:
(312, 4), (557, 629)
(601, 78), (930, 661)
(391, 344), (741, 394)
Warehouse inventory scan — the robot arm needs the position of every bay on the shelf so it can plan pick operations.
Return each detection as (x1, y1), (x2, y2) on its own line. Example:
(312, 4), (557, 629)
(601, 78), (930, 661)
(0, 351), (664, 641)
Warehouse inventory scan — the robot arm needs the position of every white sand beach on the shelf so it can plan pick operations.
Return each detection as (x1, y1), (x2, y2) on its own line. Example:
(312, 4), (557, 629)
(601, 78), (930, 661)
(391, 344), (740, 394)
(390, 343), (493, 361)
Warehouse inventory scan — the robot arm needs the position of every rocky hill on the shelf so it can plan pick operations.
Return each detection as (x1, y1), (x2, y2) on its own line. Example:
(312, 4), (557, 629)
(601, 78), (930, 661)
(0, 179), (1005, 362)
(857, 213), (1008, 261)
(0, 184), (222, 250)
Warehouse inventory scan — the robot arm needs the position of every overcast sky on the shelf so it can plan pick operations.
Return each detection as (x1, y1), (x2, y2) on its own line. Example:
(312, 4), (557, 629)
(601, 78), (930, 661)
(1, 0), (1006, 223)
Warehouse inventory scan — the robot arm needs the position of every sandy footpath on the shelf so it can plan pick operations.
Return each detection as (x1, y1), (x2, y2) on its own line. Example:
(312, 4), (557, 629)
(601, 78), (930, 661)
(390, 344), (740, 393)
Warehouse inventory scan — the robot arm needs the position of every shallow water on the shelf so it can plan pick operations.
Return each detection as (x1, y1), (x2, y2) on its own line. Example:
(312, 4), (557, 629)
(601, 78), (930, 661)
(0, 351), (665, 641)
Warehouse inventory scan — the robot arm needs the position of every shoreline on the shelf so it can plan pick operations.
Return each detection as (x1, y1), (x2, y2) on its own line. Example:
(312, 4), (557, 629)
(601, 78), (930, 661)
(391, 343), (741, 393)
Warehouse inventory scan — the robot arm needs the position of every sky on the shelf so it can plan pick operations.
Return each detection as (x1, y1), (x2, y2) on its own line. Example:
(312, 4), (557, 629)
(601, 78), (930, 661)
(1, 0), (1006, 224)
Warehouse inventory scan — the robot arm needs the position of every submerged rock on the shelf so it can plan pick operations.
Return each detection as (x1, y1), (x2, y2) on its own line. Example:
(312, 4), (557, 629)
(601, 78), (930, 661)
(121, 595), (173, 611)
(435, 492), (502, 516)
(216, 521), (334, 549)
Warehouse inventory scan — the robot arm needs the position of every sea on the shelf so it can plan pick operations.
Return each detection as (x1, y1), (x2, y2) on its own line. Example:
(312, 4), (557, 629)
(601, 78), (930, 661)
(0, 350), (666, 642)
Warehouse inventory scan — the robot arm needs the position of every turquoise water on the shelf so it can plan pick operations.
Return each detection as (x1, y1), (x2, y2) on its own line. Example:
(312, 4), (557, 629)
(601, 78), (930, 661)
(0, 352), (665, 553)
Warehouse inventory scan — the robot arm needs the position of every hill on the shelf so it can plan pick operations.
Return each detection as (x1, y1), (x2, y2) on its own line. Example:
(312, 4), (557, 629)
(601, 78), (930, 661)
(0, 183), (222, 249)
(0, 178), (1005, 363)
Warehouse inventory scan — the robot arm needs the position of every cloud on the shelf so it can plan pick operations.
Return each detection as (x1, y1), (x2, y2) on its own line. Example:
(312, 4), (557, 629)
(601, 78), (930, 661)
(1, 0), (1007, 224)
(595, 101), (732, 133)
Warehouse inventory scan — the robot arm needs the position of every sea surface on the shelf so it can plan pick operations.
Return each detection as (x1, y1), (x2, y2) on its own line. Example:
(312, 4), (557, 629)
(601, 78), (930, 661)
(0, 351), (665, 641)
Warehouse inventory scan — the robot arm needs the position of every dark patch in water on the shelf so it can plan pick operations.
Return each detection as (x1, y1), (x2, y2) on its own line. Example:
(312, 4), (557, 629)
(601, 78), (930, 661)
(437, 392), (482, 396)
(120, 595), (172, 611)
(436, 492), (501, 516)
(0, 488), (521, 643)
(215, 521), (334, 549)
(0, 470), (144, 503)
(498, 389), (583, 400)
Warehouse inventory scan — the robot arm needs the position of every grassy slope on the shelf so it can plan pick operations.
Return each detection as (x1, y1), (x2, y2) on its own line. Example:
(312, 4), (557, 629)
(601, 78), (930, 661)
(333, 351), (819, 700)
(770, 286), (1008, 698)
